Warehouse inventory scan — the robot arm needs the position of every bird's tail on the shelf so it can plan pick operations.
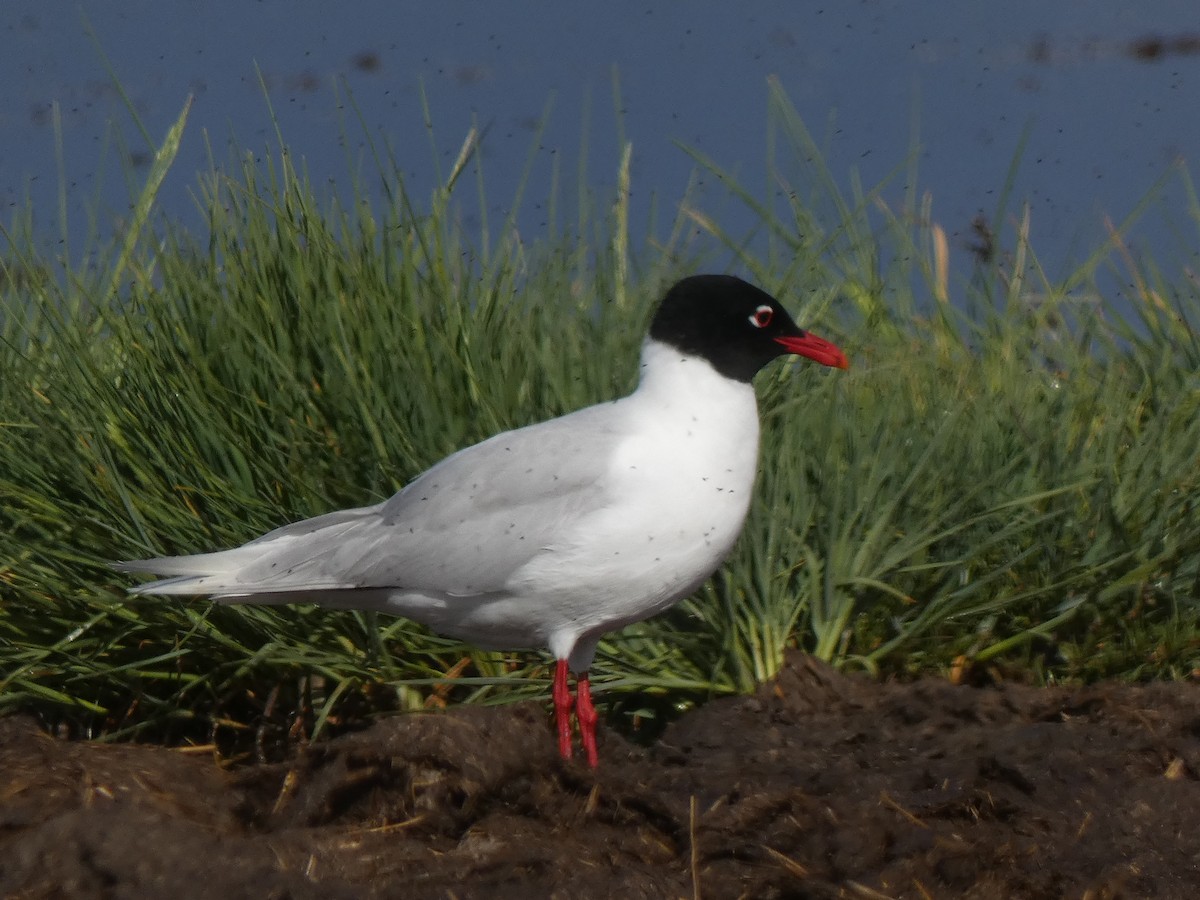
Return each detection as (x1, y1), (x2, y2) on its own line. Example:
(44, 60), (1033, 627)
(115, 547), (267, 597)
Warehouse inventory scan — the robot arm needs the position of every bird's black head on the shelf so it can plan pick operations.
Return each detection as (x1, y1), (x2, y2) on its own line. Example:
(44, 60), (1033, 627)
(648, 275), (849, 382)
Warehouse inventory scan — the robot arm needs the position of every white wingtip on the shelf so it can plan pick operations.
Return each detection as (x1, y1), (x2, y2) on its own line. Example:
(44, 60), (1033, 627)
(115, 547), (264, 596)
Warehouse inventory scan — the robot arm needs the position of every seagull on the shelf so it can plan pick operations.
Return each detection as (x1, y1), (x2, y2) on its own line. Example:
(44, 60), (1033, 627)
(119, 275), (848, 767)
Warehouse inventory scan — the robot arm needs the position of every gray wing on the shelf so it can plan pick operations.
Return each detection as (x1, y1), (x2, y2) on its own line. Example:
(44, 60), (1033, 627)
(182, 402), (624, 596)
(358, 403), (622, 592)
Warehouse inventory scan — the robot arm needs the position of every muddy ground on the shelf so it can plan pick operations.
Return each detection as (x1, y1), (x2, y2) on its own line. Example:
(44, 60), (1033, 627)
(3, 652), (1200, 899)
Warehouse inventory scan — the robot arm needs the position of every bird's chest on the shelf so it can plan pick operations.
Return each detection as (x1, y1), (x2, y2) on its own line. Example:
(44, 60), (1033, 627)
(611, 411), (759, 537)
(562, 390), (762, 594)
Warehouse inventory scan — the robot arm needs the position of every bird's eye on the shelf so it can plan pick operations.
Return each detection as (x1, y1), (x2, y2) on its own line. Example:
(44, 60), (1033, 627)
(749, 305), (774, 329)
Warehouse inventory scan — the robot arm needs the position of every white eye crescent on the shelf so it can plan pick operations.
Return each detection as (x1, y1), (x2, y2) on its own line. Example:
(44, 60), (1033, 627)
(748, 304), (774, 328)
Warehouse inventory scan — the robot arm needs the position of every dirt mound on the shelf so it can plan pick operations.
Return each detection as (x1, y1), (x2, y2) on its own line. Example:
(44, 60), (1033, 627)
(4, 652), (1200, 898)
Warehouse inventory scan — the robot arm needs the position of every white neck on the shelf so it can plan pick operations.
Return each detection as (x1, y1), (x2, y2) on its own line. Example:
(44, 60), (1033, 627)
(635, 337), (755, 399)
(624, 339), (761, 457)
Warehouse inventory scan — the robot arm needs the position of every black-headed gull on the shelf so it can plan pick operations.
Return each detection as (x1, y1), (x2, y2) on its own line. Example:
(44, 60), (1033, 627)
(120, 275), (849, 766)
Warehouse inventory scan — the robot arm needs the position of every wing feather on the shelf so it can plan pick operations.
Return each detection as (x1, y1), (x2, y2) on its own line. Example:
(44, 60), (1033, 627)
(123, 403), (624, 598)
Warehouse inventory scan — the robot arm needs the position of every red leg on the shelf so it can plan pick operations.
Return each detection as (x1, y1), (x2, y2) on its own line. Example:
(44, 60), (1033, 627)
(576, 672), (599, 768)
(552, 658), (574, 760)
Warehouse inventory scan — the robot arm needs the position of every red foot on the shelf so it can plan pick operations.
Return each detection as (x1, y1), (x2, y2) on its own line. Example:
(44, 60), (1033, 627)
(576, 673), (599, 768)
(553, 658), (574, 760)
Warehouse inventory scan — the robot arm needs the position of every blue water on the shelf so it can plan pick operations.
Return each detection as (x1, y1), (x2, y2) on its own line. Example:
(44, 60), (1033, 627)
(3, 2), (1199, 283)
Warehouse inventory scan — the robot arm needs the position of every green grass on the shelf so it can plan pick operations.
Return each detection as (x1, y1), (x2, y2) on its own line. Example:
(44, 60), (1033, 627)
(2, 84), (1199, 754)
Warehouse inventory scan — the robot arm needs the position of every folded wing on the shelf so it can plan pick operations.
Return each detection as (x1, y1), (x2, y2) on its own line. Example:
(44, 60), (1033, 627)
(120, 404), (622, 599)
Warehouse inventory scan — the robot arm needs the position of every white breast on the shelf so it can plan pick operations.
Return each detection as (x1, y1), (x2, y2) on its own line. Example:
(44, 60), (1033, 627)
(509, 341), (762, 653)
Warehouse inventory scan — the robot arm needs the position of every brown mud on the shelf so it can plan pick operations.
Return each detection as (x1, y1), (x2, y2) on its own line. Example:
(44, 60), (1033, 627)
(3, 652), (1200, 899)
